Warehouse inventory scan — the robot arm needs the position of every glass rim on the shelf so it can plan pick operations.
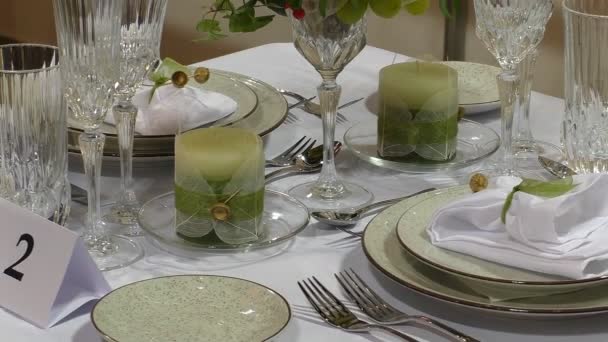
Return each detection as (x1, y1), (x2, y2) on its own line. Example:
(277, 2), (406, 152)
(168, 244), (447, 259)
(563, 0), (608, 19)
(0, 43), (59, 74)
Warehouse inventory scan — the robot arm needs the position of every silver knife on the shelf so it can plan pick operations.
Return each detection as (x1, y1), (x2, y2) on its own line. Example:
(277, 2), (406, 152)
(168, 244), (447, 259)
(538, 156), (577, 178)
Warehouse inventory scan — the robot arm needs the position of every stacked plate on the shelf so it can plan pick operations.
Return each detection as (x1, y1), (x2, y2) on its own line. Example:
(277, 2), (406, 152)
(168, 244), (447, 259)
(363, 187), (608, 318)
(68, 70), (288, 161)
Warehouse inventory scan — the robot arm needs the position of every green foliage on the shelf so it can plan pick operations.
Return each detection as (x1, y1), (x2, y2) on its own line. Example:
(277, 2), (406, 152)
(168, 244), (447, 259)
(196, 0), (460, 40)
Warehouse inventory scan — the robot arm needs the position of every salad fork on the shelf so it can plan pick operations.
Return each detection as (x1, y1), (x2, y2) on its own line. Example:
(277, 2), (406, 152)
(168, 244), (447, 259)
(335, 269), (480, 342)
(265, 136), (315, 167)
(279, 89), (352, 124)
(298, 276), (420, 342)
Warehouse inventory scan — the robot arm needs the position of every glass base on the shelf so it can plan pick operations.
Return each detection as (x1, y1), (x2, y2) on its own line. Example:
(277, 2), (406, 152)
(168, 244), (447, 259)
(288, 181), (373, 211)
(86, 234), (144, 272)
(103, 202), (144, 237)
(512, 139), (563, 171)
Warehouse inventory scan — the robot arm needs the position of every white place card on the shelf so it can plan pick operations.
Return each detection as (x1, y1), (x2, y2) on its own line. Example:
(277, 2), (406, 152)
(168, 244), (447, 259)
(0, 198), (111, 328)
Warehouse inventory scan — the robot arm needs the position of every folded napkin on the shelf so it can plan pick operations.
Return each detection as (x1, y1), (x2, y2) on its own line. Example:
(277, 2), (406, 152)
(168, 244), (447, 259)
(106, 85), (237, 135)
(428, 174), (608, 279)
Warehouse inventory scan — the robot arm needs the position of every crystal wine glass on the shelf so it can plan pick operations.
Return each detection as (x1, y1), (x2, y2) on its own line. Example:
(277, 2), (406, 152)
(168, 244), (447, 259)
(474, 0), (553, 174)
(286, 1), (373, 211)
(53, 0), (143, 271)
(104, 0), (168, 236)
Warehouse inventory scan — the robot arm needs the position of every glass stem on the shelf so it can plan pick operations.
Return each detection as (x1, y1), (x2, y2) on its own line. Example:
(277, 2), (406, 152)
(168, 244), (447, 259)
(313, 79), (345, 199)
(496, 71), (520, 173)
(79, 131), (109, 247)
(113, 100), (138, 206)
(514, 49), (539, 143)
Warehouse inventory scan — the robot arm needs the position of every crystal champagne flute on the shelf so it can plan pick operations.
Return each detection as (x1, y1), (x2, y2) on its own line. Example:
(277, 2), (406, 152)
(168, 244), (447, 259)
(53, 0), (143, 271)
(104, 0), (168, 236)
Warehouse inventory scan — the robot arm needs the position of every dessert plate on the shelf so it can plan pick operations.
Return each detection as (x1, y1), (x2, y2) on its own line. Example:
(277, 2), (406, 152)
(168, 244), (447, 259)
(440, 61), (501, 115)
(138, 190), (309, 252)
(92, 275), (291, 342)
(344, 119), (499, 173)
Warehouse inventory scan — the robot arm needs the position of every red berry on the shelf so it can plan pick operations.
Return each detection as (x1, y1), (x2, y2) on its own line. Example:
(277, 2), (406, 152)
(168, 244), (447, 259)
(293, 8), (305, 19)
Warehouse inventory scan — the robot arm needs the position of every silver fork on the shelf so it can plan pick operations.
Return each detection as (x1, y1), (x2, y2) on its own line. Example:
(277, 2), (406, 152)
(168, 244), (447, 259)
(298, 276), (421, 342)
(335, 269), (480, 342)
(266, 136), (314, 167)
(284, 95), (317, 124)
(279, 89), (351, 124)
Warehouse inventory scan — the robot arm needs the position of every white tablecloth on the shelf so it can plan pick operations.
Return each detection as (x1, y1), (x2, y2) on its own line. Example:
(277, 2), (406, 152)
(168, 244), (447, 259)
(2, 43), (604, 342)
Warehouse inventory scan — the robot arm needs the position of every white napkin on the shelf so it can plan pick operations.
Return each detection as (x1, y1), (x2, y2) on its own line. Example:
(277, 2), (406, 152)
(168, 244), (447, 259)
(106, 85), (237, 135)
(428, 174), (608, 279)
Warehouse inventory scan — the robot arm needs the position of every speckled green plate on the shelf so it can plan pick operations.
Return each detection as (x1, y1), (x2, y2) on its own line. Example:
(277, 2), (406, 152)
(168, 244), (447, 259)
(363, 190), (608, 317)
(396, 186), (608, 300)
(440, 61), (501, 115)
(92, 275), (291, 342)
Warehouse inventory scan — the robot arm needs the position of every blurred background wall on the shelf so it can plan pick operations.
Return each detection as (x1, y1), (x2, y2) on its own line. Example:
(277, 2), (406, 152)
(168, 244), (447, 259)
(0, 0), (565, 97)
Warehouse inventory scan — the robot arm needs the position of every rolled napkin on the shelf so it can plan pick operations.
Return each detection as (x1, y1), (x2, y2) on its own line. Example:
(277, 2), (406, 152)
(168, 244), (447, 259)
(428, 174), (608, 279)
(105, 85), (237, 135)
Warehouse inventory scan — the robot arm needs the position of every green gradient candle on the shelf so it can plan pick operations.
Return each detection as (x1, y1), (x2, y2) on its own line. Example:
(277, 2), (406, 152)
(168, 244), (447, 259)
(174, 127), (265, 245)
(378, 61), (459, 161)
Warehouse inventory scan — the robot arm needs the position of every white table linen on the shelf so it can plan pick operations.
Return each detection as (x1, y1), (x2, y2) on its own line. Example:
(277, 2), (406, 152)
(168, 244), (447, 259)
(2, 43), (605, 342)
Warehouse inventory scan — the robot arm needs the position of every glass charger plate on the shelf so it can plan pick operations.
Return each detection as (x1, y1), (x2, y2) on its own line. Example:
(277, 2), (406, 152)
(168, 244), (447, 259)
(440, 61), (501, 115)
(363, 191), (608, 318)
(344, 119), (500, 174)
(138, 190), (309, 252)
(396, 186), (608, 300)
(68, 70), (287, 158)
(92, 275), (291, 342)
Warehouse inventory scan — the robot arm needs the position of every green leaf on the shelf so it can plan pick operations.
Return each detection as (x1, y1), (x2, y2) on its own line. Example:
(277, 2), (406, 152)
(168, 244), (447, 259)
(501, 186), (518, 224)
(500, 177), (577, 224)
(196, 19), (222, 33)
(518, 177), (576, 198)
(319, 0), (328, 17)
(213, 0), (234, 11)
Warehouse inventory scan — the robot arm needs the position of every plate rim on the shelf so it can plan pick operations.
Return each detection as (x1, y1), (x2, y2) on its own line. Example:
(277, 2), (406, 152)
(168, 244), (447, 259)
(344, 119), (500, 173)
(137, 189), (310, 251)
(395, 186), (608, 287)
(361, 191), (608, 315)
(439, 61), (501, 106)
(91, 274), (292, 342)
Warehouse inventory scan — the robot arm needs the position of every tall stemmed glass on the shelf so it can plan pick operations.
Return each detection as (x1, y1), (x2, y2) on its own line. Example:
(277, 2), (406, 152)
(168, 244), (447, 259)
(104, 0), (168, 236)
(53, 0), (143, 271)
(474, 0), (553, 174)
(287, 1), (373, 211)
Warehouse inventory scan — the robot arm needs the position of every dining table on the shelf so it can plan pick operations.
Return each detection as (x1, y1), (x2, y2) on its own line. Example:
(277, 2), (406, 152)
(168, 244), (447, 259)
(0, 42), (604, 342)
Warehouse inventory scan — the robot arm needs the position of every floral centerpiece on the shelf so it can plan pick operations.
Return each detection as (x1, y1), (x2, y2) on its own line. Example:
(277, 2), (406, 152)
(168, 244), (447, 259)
(197, 0), (459, 39)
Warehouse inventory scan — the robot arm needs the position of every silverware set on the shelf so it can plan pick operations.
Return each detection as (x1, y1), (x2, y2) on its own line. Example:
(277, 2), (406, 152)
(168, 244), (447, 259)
(299, 269), (479, 342)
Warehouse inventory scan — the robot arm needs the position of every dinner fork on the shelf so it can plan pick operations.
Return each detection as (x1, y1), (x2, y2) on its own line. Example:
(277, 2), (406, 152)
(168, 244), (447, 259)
(298, 276), (421, 342)
(284, 95), (317, 124)
(266, 136), (315, 167)
(335, 269), (480, 342)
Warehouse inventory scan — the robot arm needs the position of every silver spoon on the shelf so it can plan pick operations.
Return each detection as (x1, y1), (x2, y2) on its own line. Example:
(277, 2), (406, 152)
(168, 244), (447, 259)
(538, 156), (577, 179)
(265, 141), (342, 181)
(311, 188), (438, 227)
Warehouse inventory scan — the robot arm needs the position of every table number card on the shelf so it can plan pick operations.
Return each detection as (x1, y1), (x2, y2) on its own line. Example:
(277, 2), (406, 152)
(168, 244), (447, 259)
(0, 198), (111, 328)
